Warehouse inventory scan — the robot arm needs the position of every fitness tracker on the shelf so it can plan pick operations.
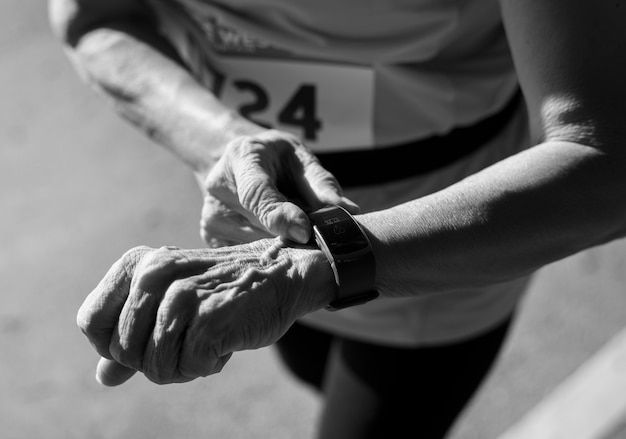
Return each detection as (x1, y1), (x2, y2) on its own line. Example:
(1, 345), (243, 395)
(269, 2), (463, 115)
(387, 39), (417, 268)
(308, 205), (379, 311)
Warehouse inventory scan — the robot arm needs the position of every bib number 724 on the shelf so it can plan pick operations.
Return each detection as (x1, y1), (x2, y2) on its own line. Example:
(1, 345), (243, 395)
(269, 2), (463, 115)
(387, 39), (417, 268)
(209, 58), (375, 151)
(219, 79), (323, 142)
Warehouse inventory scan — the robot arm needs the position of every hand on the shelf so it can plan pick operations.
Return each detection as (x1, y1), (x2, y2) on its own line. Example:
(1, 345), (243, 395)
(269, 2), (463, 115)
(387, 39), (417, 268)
(197, 129), (358, 247)
(76, 239), (335, 386)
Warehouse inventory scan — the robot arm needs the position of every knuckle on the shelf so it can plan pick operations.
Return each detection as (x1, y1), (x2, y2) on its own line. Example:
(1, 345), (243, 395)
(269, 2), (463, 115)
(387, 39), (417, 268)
(161, 279), (199, 315)
(228, 136), (255, 156)
(164, 278), (191, 298)
(222, 137), (254, 169)
(134, 247), (178, 280)
(122, 245), (152, 266)
(117, 246), (154, 279)
(76, 310), (93, 336)
(76, 302), (105, 340)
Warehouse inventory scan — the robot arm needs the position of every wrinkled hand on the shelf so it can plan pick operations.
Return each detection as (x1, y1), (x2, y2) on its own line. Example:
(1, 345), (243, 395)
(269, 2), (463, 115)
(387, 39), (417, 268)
(77, 239), (334, 386)
(198, 129), (358, 247)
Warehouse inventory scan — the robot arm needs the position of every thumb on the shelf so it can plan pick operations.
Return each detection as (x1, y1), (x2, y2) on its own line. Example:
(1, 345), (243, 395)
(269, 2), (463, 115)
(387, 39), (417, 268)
(96, 357), (137, 386)
(233, 163), (312, 244)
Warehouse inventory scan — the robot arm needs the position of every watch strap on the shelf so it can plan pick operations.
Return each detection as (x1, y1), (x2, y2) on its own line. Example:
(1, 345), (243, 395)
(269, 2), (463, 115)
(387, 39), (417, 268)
(308, 206), (379, 311)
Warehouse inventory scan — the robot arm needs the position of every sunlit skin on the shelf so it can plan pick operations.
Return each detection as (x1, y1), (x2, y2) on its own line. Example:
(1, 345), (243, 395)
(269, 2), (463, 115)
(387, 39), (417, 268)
(78, 239), (336, 385)
(50, 0), (626, 386)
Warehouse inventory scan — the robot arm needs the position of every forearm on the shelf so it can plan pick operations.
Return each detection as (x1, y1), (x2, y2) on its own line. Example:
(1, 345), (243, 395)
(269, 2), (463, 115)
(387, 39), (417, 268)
(58, 18), (262, 174)
(358, 140), (626, 298)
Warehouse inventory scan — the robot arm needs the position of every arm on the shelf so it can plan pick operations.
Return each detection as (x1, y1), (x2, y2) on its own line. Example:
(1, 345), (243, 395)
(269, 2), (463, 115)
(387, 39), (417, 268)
(49, 0), (356, 243)
(357, 0), (626, 297)
(75, 0), (626, 387)
(77, 239), (336, 385)
(48, 0), (261, 173)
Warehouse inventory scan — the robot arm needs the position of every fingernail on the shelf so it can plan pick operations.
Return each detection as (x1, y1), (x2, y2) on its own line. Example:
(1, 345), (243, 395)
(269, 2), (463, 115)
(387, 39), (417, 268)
(288, 225), (309, 244)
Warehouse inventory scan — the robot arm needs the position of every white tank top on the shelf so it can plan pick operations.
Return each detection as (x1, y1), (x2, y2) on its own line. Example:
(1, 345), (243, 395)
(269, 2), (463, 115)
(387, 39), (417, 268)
(147, 0), (531, 345)
(147, 0), (518, 150)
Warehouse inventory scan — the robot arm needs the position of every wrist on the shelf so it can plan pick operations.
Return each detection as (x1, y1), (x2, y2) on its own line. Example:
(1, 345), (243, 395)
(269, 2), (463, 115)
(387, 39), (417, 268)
(285, 245), (338, 314)
(167, 77), (268, 176)
(308, 206), (379, 310)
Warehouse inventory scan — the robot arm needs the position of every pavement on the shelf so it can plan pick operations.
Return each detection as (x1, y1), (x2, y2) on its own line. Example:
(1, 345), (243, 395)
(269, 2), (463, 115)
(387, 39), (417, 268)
(2, 2), (626, 438)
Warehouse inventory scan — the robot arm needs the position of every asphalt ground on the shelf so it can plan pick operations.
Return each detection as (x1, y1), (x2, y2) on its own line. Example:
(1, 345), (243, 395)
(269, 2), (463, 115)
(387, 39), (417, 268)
(2, 2), (626, 438)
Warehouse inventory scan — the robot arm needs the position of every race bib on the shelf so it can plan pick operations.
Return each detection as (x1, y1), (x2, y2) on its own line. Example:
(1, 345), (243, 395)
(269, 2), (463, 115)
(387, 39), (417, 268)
(212, 57), (375, 151)
(149, 0), (375, 151)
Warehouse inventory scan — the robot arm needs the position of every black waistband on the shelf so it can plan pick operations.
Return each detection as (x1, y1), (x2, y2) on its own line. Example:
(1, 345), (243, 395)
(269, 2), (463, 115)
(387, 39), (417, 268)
(315, 89), (523, 188)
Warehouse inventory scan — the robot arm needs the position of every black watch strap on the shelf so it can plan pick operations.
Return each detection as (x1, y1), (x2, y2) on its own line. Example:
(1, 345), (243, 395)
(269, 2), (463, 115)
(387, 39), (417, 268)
(308, 206), (379, 311)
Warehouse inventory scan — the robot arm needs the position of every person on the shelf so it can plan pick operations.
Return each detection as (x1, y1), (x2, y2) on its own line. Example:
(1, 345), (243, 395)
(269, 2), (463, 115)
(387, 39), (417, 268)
(50, 0), (626, 437)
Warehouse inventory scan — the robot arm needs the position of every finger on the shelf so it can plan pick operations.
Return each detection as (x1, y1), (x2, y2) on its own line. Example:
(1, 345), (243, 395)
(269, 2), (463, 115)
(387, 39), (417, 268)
(142, 278), (199, 384)
(204, 165), (271, 233)
(291, 150), (361, 214)
(77, 246), (151, 360)
(96, 357), (137, 386)
(232, 160), (312, 244)
(200, 194), (273, 245)
(175, 284), (237, 379)
(108, 279), (162, 371)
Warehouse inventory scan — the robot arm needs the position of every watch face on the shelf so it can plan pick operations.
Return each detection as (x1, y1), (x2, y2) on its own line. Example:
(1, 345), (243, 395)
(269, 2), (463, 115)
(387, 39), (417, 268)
(310, 206), (377, 310)
(319, 219), (369, 256)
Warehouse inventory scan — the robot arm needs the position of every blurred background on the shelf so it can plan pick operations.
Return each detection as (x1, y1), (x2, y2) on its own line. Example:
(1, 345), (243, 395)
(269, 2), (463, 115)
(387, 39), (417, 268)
(2, 1), (626, 438)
